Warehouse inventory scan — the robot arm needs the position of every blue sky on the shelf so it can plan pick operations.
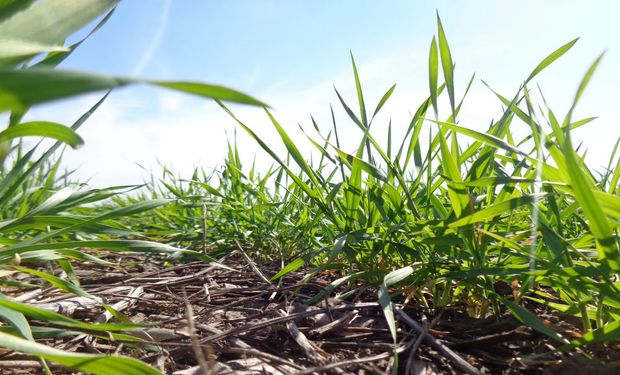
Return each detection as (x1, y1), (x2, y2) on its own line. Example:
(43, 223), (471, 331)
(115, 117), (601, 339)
(26, 0), (620, 185)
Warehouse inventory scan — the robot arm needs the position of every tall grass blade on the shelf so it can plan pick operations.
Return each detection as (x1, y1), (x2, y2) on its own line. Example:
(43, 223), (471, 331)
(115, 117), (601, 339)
(429, 36), (439, 118)
(436, 13), (455, 116)
(350, 53), (368, 128)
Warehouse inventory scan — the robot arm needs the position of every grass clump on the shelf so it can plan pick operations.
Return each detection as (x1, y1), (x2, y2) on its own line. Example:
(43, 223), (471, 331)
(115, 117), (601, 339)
(0, 2), (618, 373)
(135, 16), (620, 352)
(0, 1), (263, 374)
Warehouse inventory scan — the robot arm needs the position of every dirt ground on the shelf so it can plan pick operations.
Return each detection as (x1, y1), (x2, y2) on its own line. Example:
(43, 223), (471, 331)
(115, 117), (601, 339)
(2, 251), (619, 374)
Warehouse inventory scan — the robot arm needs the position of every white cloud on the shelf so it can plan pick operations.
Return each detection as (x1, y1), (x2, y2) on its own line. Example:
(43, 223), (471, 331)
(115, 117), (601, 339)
(15, 51), (617, 187)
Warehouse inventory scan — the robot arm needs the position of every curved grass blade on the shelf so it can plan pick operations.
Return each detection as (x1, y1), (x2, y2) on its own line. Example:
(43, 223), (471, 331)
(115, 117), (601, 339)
(371, 84), (396, 122)
(334, 147), (387, 182)
(0, 331), (163, 375)
(0, 0), (118, 46)
(264, 108), (321, 188)
(16, 199), (172, 246)
(0, 240), (224, 269)
(502, 298), (568, 344)
(0, 299), (143, 332)
(12, 266), (98, 301)
(384, 265), (417, 287)
(0, 93), (110, 206)
(0, 305), (32, 340)
(306, 272), (363, 305)
(153, 81), (267, 107)
(34, 7), (117, 68)
(563, 52), (604, 127)
(525, 38), (579, 83)
(0, 68), (267, 113)
(0, 121), (83, 147)
(449, 193), (546, 228)
(433, 120), (527, 157)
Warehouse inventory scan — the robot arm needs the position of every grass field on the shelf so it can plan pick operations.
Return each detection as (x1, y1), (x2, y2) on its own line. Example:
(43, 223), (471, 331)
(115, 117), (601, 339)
(0, 2), (618, 374)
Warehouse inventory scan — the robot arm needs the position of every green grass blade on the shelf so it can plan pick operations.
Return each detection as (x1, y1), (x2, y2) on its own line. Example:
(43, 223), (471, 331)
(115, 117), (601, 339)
(563, 143), (618, 269)
(270, 257), (305, 281)
(0, 93), (108, 202)
(563, 52), (604, 127)
(449, 193), (546, 228)
(0, 305), (33, 340)
(0, 299), (141, 332)
(0, 121), (83, 148)
(12, 266), (98, 300)
(565, 320), (620, 347)
(0, 68), (267, 113)
(334, 147), (387, 182)
(557, 53), (619, 269)
(384, 265), (416, 287)
(0, 38), (68, 61)
(378, 283), (397, 344)
(502, 298), (568, 344)
(371, 84), (396, 122)
(0, 1), (36, 23)
(433, 120), (527, 157)
(0, 239), (218, 263)
(438, 128), (466, 217)
(344, 152), (363, 229)
(436, 13), (455, 115)
(594, 190), (620, 220)
(34, 7), (117, 68)
(0, 331), (162, 375)
(457, 176), (564, 188)
(265, 108), (321, 188)
(428, 36), (439, 118)
(306, 273), (363, 305)
(0, 0), (118, 66)
(525, 38), (579, 83)
(350, 53), (368, 128)
(0, 0), (118, 46)
(334, 86), (364, 130)
(608, 150), (620, 194)
(0, 69), (126, 111)
(152, 81), (268, 107)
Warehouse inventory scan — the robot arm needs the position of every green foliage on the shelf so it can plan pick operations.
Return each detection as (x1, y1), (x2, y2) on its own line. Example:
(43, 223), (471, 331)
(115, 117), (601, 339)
(0, 3), (618, 372)
(0, 1), (264, 374)
(131, 15), (620, 355)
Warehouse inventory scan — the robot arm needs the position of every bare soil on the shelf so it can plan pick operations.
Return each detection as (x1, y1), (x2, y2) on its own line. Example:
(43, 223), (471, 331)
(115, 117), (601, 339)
(2, 251), (619, 374)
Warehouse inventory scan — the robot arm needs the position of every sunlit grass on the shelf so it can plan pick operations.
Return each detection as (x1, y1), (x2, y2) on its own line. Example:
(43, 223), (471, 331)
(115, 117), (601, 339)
(131, 16), (620, 350)
(0, 2), (618, 373)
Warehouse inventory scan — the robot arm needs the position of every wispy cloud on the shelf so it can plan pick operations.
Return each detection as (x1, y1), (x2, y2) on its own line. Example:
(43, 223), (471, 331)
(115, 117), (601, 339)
(131, 0), (171, 75)
(49, 56), (484, 185)
(34, 51), (616, 187)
